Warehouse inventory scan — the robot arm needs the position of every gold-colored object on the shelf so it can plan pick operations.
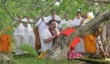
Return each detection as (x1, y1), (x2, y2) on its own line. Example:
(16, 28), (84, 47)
(38, 50), (46, 59)
(100, 50), (106, 60)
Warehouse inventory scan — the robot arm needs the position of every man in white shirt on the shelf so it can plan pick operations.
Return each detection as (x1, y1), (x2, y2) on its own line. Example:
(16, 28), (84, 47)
(13, 15), (25, 55)
(59, 14), (73, 31)
(35, 14), (47, 52)
(22, 16), (35, 48)
(71, 11), (85, 52)
(35, 14), (47, 38)
(46, 9), (62, 29)
(41, 20), (60, 51)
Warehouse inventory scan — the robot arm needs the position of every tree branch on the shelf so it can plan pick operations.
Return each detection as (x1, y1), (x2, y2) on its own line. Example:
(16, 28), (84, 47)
(34, 0), (59, 23)
(12, 0), (36, 10)
(87, 0), (110, 4)
(2, 0), (15, 20)
(2, 0), (58, 24)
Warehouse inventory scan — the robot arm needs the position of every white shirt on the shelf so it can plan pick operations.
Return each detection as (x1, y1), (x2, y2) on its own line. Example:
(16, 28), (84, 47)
(41, 28), (60, 51)
(46, 15), (61, 28)
(22, 18), (34, 35)
(81, 19), (90, 26)
(71, 17), (83, 27)
(59, 19), (72, 30)
(13, 18), (25, 36)
(46, 15), (61, 22)
(35, 17), (47, 37)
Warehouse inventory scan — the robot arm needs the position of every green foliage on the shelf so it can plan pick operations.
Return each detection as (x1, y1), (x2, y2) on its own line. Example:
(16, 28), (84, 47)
(19, 43), (38, 57)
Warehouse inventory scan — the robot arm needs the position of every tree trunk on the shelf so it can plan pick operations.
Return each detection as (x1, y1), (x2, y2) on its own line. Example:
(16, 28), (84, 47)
(88, 0), (110, 4)
(45, 10), (110, 59)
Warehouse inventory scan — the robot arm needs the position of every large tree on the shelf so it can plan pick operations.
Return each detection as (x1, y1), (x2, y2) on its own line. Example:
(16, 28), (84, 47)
(0, 0), (110, 59)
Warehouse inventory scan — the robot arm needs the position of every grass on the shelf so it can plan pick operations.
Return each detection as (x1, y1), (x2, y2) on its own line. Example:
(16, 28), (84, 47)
(12, 54), (81, 64)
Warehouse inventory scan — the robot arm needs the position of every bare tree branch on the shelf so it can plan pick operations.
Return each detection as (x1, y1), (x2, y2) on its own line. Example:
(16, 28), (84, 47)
(87, 0), (110, 4)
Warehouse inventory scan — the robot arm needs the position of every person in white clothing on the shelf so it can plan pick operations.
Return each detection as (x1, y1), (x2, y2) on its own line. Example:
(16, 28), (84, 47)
(41, 20), (60, 51)
(22, 16), (35, 48)
(71, 11), (85, 52)
(46, 9), (61, 29)
(13, 15), (25, 55)
(35, 14), (47, 38)
(59, 14), (73, 31)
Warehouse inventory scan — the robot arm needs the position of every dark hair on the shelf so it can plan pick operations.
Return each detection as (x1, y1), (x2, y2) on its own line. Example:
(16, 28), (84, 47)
(48, 20), (56, 25)
(77, 11), (81, 15)
(50, 9), (55, 12)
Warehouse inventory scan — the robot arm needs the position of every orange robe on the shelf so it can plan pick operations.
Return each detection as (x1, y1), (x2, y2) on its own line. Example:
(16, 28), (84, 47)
(34, 27), (41, 51)
(0, 34), (10, 52)
(84, 34), (96, 53)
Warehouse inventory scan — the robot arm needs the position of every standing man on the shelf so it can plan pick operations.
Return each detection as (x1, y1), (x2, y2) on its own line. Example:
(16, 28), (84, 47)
(22, 16), (35, 48)
(35, 14), (47, 39)
(13, 15), (25, 55)
(35, 14), (47, 52)
(46, 9), (62, 29)
(59, 14), (72, 31)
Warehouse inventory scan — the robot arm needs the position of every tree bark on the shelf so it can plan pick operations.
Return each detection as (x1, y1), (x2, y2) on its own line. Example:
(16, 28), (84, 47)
(45, 10), (110, 59)
(88, 0), (110, 4)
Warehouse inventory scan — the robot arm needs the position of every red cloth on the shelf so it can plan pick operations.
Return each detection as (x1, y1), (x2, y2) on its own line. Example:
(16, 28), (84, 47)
(58, 28), (80, 52)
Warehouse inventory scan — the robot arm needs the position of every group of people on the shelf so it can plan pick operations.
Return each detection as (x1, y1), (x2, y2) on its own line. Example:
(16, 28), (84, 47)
(13, 15), (35, 55)
(13, 9), (98, 57)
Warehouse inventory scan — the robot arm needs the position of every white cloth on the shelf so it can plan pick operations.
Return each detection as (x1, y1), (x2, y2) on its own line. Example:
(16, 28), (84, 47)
(23, 18), (35, 48)
(14, 35), (25, 55)
(59, 19), (72, 30)
(46, 15), (61, 23)
(41, 28), (60, 51)
(13, 20), (25, 55)
(35, 17), (47, 37)
(74, 38), (85, 52)
(13, 22), (25, 35)
(71, 17), (83, 27)
(72, 17), (85, 52)
(81, 19), (90, 26)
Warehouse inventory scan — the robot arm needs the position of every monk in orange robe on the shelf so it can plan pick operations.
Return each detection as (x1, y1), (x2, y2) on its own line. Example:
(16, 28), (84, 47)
(83, 35), (96, 53)
(81, 13), (96, 53)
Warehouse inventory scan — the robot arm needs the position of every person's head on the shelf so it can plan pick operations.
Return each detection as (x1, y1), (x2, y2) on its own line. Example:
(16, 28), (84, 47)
(64, 14), (69, 20)
(26, 16), (30, 21)
(76, 11), (81, 19)
(84, 13), (89, 19)
(50, 9), (56, 16)
(48, 20), (56, 30)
